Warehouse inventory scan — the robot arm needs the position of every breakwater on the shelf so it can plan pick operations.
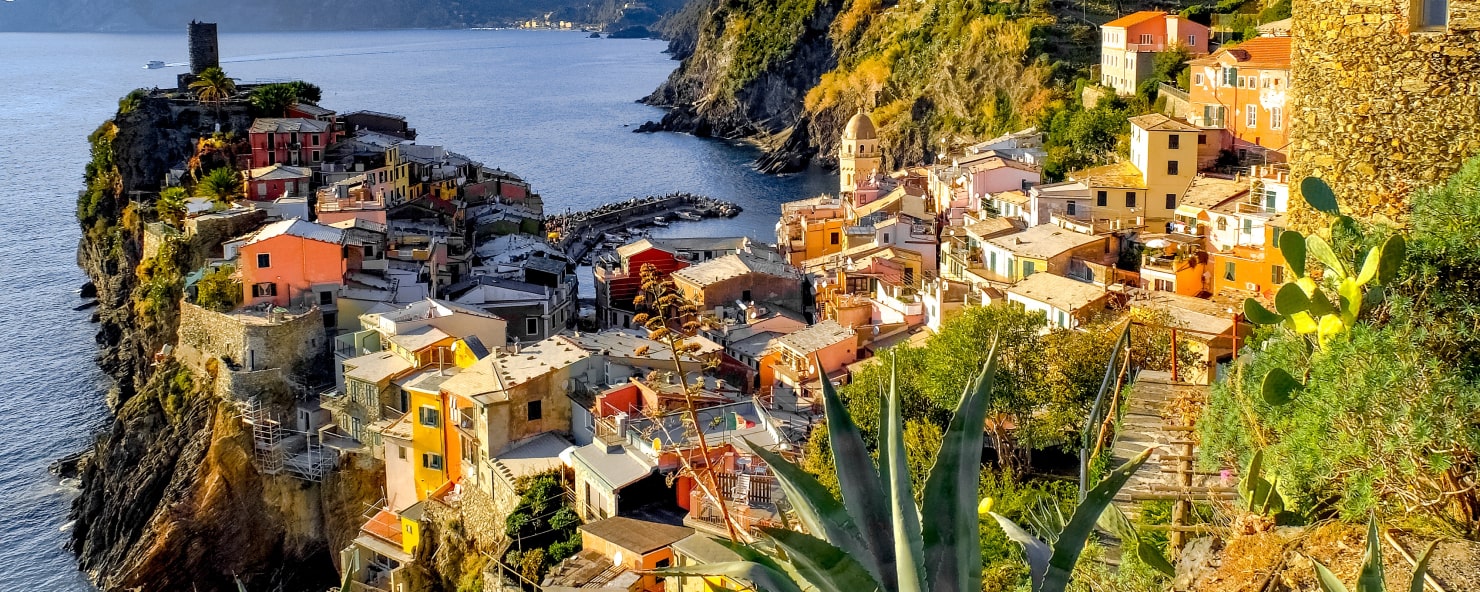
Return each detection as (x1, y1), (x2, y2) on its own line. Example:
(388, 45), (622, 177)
(547, 193), (741, 262)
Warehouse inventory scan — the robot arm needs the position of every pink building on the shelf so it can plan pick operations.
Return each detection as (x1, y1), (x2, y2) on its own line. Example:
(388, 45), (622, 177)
(234, 219), (347, 310)
(248, 118), (335, 169)
(768, 319), (858, 406)
(1100, 11), (1211, 96)
(243, 164), (312, 201)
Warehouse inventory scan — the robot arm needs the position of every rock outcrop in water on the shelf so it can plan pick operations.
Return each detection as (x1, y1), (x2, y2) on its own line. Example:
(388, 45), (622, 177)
(69, 92), (381, 592)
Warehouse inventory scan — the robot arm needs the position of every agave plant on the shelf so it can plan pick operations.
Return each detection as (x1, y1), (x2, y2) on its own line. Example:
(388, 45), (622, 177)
(1311, 515), (1436, 592)
(1238, 450), (1286, 517)
(1241, 177), (1406, 405)
(661, 343), (1153, 592)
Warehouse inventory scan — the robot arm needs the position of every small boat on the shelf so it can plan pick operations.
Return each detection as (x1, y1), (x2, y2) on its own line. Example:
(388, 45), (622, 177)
(144, 60), (166, 69)
(676, 211), (702, 221)
(652, 216), (669, 227)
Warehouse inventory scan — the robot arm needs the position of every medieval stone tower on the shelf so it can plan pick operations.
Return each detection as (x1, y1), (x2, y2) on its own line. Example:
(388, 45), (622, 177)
(839, 109), (882, 196)
(1288, 0), (1480, 224)
(188, 20), (220, 75)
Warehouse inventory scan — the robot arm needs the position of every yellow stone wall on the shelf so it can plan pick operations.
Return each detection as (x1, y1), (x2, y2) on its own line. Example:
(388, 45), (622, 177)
(1289, 0), (1480, 225)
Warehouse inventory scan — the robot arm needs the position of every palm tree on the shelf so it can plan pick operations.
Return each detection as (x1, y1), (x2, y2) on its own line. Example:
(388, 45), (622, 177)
(198, 167), (240, 206)
(189, 67), (236, 112)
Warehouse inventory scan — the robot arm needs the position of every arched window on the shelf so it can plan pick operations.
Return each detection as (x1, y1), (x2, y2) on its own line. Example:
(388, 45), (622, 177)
(1217, 217), (1228, 231)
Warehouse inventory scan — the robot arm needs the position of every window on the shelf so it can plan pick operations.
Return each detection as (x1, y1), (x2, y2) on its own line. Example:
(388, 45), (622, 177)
(1411, 0), (1448, 31)
(251, 282), (277, 297)
(1246, 105), (1258, 128)
(1168, 160), (1180, 175)
(319, 290), (334, 305)
(399, 390), (409, 413)
(1224, 261), (1236, 281)
(1168, 134), (1180, 150)
(323, 312), (337, 327)
(397, 445), (407, 459)
(742, 289), (752, 302)
(1139, 34), (1153, 44)
(1126, 192), (1137, 208)
(1022, 260), (1036, 278)
(290, 132), (298, 145)
(1266, 190), (1278, 210)
(1224, 67), (1238, 86)
(1270, 106), (1283, 130)
(257, 253), (271, 268)
(268, 151), (276, 165)
(527, 400), (543, 421)
(1096, 190), (1108, 207)
(423, 453), (443, 471)
(1194, 73), (1203, 86)
(312, 150), (321, 162)
(1066, 201), (1077, 216)
(311, 134), (320, 146)
(1057, 310), (1067, 328)
(829, 232), (839, 245)
(883, 233), (891, 243)
(526, 317), (539, 336)
(1243, 218), (1254, 235)
(1188, 34), (1196, 45)
(419, 405), (440, 428)
(1198, 134), (1207, 145)
(1166, 194), (1177, 210)
(1217, 217), (1228, 231)
(1271, 264), (1286, 285)
(1203, 105), (1226, 128)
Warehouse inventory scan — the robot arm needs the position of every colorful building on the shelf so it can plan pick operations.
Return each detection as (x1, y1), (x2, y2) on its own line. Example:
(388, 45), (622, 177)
(670, 252), (807, 320)
(1186, 36), (1292, 159)
(1005, 272), (1111, 330)
(232, 219), (346, 310)
(248, 118), (335, 169)
(776, 195), (847, 265)
(1100, 11), (1210, 96)
(838, 110), (882, 195)
(243, 163), (312, 201)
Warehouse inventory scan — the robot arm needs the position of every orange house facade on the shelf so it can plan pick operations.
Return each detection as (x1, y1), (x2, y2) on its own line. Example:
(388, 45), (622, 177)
(1186, 37), (1292, 158)
(1100, 11), (1210, 96)
(235, 219), (347, 308)
(1208, 219), (1289, 300)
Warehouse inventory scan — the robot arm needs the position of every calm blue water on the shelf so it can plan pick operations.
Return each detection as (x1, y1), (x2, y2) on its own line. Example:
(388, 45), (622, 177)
(0, 29), (832, 589)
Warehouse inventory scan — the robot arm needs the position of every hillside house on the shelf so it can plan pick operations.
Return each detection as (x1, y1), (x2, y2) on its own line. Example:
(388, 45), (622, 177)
(1006, 272), (1111, 330)
(1187, 36), (1292, 159)
(248, 118), (335, 168)
(243, 164), (312, 202)
(232, 219), (346, 314)
(1100, 11), (1210, 96)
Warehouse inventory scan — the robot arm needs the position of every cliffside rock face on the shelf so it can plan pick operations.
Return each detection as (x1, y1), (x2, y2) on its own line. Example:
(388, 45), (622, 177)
(642, 0), (1114, 174)
(70, 93), (381, 591)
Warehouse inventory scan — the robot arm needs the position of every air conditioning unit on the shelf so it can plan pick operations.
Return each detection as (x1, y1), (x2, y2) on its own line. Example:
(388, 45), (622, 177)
(1245, 282), (1260, 291)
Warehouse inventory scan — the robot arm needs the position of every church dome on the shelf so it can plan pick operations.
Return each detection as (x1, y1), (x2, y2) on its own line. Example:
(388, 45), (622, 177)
(843, 110), (877, 141)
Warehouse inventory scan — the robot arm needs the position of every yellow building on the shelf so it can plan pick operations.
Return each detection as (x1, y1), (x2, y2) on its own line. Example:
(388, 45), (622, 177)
(775, 195), (847, 266)
(397, 368), (458, 500)
(667, 533), (743, 592)
(1128, 114), (1201, 223)
(839, 110), (882, 195)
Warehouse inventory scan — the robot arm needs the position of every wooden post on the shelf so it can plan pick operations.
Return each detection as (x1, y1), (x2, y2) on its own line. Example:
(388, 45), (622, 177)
(1169, 328), (1179, 383)
(1170, 430), (1194, 552)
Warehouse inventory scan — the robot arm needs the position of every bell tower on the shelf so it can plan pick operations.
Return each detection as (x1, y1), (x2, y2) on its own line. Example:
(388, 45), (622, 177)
(839, 109), (881, 196)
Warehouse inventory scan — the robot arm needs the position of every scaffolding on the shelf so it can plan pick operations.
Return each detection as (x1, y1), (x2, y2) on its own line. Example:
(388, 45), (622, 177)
(238, 399), (338, 482)
(241, 399), (285, 475)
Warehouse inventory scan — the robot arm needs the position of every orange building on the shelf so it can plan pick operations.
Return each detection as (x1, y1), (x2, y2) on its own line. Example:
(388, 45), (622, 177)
(233, 219), (346, 309)
(1100, 11), (1211, 96)
(1208, 215), (1289, 301)
(1186, 37), (1292, 159)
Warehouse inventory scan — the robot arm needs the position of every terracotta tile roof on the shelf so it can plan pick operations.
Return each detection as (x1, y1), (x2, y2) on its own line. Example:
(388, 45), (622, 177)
(1193, 36), (1292, 69)
(1103, 10), (1166, 28)
(1071, 161), (1146, 189)
(1128, 113), (1200, 132)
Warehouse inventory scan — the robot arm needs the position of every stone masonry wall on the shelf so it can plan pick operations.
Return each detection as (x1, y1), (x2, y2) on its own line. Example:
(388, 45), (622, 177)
(187, 209), (268, 258)
(1289, 0), (1480, 226)
(175, 301), (327, 399)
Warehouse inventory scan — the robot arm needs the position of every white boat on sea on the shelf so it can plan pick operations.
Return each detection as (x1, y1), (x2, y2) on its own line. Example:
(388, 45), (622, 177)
(652, 216), (669, 227)
(676, 211), (702, 221)
(144, 60), (166, 69)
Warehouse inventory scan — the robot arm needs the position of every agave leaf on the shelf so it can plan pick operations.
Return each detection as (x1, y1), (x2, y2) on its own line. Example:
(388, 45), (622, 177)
(236, 577), (249, 592)
(1041, 448), (1155, 592)
(1339, 278), (1363, 325)
(1275, 282), (1310, 317)
(989, 513), (1051, 589)
(1136, 538), (1178, 578)
(817, 355), (897, 587)
(1301, 177), (1341, 215)
(657, 561), (807, 592)
(1281, 229), (1308, 278)
(1097, 505), (1175, 577)
(1378, 234), (1406, 286)
(1356, 245), (1381, 286)
(1262, 369), (1304, 405)
(761, 528), (884, 592)
(1307, 234), (1348, 278)
(885, 359), (927, 592)
(714, 537), (801, 581)
(1313, 558), (1353, 592)
(1410, 540), (1438, 592)
(1259, 476), (1286, 515)
(1245, 298), (1283, 325)
(1357, 516), (1385, 592)
(746, 441), (871, 575)
(922, 341), (998, 592)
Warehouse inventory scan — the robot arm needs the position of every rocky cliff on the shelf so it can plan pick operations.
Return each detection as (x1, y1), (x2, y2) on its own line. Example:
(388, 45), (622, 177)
(69, 92), (381, 592)
(641, 0), (1179, 173)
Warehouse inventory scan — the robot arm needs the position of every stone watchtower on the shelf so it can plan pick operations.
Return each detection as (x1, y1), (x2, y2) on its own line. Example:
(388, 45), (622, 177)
(188, 20), (220, 75)
(1288, 0), (1480, 224)
(839, 109), (882, 196)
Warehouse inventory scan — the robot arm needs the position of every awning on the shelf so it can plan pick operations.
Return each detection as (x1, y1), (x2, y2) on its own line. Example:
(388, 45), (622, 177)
(1174, 204), (1208, 219)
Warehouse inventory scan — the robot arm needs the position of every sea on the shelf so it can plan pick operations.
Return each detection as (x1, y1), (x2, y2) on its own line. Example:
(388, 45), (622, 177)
(0, 29), (833, 590)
